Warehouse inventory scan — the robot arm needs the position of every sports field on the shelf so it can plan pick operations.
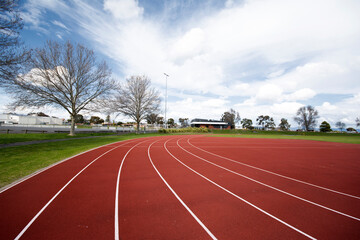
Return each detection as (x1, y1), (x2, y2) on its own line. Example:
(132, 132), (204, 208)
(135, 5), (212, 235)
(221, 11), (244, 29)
(0, 135), (359, 239)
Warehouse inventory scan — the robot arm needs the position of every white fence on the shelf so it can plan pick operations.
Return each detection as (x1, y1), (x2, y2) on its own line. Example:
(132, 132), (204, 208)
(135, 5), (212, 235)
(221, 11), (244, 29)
(0, 124), (71, 128)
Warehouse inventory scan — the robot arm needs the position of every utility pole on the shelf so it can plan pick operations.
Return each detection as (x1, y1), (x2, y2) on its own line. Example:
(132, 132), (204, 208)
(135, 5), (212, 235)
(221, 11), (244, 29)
(164, 73), (169, 129)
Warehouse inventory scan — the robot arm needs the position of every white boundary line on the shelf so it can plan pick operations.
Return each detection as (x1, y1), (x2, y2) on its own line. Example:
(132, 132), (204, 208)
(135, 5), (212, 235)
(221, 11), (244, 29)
(164, 139), (316, 240)
(14, 139), (138, 240)
(148, 140), (217, 240)
(114, 140), (148, 240)
(0, 138), (138, 194)
(177, 138), (360, 221)
(188, 138), (360, 200)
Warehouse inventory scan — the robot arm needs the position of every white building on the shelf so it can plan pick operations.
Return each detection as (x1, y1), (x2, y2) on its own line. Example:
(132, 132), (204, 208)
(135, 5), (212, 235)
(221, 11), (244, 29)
(0, 113), (63, 125)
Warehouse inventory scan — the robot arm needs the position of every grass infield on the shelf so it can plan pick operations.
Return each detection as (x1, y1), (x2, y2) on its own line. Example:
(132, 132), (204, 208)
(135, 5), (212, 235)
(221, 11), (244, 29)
(0, 133), (161, 188)
(210, 133), (360, 144)
(0, 132), (117, 144)
(1, 130), (359, 189)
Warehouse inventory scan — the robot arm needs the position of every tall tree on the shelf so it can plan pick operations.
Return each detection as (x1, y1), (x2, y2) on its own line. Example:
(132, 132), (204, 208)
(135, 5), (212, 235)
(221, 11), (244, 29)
(108, 75), (161, 133)
(74, 114), (84, 124)
(167, 118), (175, 128)
(278, 118), (291, 131)
(356, 117), (360, 127)
(319, 121), (332, 132)
(335, 121), (346, 132)
(156, 116), (164, 126)
(0, 0), (29, 84)
(146, 113), (158, 124)
(256, 115), (275, 130)
(90, 116), (104, 124)
(179, 118), (189, 128)
(221, 108), (240, 129)
(241, 118), (253, 130)
(4, 41), (114, 135)
(294, 105), (319, 131)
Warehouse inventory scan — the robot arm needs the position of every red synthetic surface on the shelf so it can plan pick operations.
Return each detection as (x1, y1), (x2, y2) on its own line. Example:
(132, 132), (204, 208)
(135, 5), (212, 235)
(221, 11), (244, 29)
(0, 135), (359, 239)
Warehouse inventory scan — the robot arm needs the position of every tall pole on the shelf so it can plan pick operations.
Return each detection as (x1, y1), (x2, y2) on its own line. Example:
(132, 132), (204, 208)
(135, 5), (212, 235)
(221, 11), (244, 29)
(164, 73), (169, 129)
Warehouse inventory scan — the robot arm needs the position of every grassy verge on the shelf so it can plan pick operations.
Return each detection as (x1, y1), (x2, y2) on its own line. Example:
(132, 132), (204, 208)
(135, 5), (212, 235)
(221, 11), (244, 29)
(209, 133), (360, 144)
(1, 130), (359, 188)
(0, 132), (117, 144)
(0, 133), (163, 188)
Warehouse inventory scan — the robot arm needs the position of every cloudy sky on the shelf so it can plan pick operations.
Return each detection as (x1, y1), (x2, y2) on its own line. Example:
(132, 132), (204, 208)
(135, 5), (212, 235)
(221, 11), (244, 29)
(2, 0), (360, 128)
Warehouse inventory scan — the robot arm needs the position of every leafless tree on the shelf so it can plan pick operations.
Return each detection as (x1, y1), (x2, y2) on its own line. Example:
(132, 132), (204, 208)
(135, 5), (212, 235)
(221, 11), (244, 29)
(146, 113), (159, 124)
(5, 40), (114, 135)
(335, 121), (346, 132)
(108, 75), (161, 132)
(294, 105), (319, 131)
(0, 0), (29, 84)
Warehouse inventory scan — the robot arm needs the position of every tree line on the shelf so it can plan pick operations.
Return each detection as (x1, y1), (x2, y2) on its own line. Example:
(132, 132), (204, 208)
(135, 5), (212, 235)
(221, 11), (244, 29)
(1, 1), (359, 135)
(1, 1), (161, 135)
(219, 106), (359, 132)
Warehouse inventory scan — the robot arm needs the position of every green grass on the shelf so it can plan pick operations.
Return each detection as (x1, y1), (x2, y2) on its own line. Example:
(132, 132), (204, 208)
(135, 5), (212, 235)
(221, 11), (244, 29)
(0, 132), (117, 144)
(208, 129), (360, 144)
(1, 130), (359, 189)
(0, 133), (163, 188)
(209, 133), (360, 144)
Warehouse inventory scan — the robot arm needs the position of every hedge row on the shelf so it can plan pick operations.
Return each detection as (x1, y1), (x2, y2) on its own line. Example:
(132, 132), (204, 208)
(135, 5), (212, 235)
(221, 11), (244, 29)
(158, 127), (210, 133)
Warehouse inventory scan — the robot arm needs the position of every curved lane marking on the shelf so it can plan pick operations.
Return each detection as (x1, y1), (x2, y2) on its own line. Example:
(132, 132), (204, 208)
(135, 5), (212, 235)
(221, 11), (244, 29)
(0, 140), (134, 194)
(114, 140), (148, 240)
(148, 139), (217, 240)
(14, 138), (140, 240)
(164, 139), (316, 240)
(188, 138), (360, 200)
(177, 138), (360, 221)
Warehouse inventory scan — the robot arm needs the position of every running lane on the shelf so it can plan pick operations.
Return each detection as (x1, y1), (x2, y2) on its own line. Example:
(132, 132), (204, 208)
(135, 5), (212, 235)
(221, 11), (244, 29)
(151, 137), (312, 239)
(0, 137), (144, 239)
(179, 137), (360, 218)
(187, 137), (360, 196)
(173, 136), (360, 239)
(117, 137), (211, 239)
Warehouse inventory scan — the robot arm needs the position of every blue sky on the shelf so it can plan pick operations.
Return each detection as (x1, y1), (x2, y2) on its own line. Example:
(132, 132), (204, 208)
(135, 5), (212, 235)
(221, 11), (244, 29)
(2, 0), (360, 128)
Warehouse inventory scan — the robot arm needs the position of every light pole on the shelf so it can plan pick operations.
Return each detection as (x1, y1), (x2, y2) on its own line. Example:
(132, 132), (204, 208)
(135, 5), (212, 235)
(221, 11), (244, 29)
(164, 73), (169, 129)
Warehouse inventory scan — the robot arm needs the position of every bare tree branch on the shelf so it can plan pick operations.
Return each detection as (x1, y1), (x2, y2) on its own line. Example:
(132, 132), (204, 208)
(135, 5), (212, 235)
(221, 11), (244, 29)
(4, 40), (115, 135)
(0, 0), (30, 84)
(294, 105), (319, 131)
(105, 75), (161, 132)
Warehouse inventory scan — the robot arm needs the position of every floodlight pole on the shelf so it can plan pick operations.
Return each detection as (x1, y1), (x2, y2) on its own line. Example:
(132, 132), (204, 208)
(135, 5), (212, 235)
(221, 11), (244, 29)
(164, 73), (169, 129)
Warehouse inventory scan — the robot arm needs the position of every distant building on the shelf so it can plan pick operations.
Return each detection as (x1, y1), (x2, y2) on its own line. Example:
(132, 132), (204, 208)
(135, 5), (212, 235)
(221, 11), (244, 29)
(0, 113), (63, 125)
(190, 118), (231, 129)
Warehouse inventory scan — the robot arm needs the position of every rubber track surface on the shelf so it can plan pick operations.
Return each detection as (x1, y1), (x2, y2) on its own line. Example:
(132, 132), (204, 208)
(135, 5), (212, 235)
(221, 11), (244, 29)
(0, 136), (359, 239)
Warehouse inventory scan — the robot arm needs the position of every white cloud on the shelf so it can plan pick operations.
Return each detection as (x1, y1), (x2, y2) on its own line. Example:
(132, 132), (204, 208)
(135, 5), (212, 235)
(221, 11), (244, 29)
(15, 0), (360, 125)
(255, 84), (283, 103)
(52, 20), (69, 30)
(103, 0), (144, 20)
(284, 88), (316, 101)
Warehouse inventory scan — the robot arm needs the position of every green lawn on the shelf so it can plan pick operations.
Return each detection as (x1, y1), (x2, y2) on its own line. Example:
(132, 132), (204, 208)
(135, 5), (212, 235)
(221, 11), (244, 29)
(1, 130), (359, 189)
(0, 132), (117, 144)
(209, 133), (360, 144)
(0, 133), (162, 188)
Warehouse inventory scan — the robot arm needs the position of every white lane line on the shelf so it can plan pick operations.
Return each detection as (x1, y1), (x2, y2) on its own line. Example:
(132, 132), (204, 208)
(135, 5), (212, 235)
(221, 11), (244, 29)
(115, 140), (147, 240)
(188, 138), (360, 200)
(177, 139), (360, 221)
(14, 139), (139, 240)
(164, 139), (316, 240)
(148, 140), (217, 240)
(0, 140), (131, 194)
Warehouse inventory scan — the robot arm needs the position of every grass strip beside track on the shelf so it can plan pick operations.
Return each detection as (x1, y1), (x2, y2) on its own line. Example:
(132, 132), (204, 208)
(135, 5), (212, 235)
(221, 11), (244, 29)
(0, 132), (117, 144)
(1, 131), (359, 189)
(209, 133), (360, 144)
(0, 133), (162, 188)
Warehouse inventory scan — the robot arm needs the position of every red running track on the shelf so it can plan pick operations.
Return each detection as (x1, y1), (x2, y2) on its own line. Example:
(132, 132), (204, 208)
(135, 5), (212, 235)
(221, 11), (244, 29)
(0, 135), (359, 239)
